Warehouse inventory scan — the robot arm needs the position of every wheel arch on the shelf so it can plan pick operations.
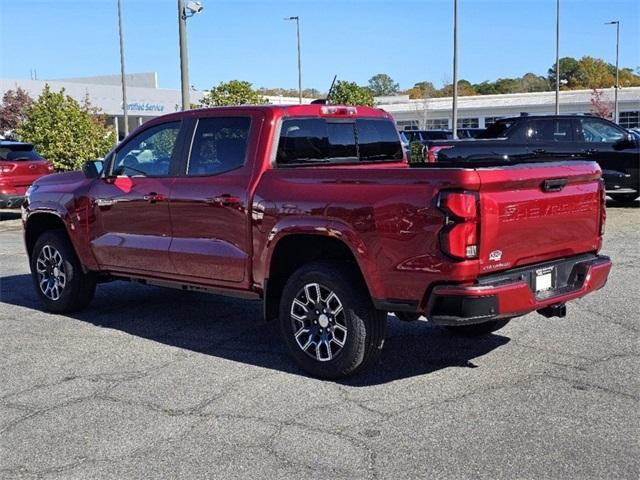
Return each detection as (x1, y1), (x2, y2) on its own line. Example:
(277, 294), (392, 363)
(24, 211), (69, 259)
(263, 231), (381, 322)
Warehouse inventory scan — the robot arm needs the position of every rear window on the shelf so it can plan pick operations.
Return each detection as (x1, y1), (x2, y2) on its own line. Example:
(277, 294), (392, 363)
(0, 144), (43, 161)
(276, 118), (402, 165)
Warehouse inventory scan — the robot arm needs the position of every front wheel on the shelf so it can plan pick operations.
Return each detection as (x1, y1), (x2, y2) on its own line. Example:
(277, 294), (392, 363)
(445, 319), (511, 336)
(279, 262), (386, 379)
(30, 230), (96, 313)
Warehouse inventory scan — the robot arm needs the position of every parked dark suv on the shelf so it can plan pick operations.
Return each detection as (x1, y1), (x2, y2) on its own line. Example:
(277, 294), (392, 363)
(424, 115), (639, 204)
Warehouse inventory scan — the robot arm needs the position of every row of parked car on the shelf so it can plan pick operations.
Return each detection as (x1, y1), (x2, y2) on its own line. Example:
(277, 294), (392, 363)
(400, 114), (640, 204)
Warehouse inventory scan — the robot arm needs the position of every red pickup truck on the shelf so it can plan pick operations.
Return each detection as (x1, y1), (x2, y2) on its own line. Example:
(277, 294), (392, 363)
(23, 104), (612, 379)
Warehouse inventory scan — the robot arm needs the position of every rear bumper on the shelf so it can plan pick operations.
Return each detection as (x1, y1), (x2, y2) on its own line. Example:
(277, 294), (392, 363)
(0, 194), (25, 209)
(427, 254), (612, 326)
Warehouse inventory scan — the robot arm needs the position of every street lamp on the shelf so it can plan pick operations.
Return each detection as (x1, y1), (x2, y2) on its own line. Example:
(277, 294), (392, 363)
(117, 0), (128, 138)
(555, 0), (560, 115)
(605, 20), (620, 124)
(178, 0), (204, 111)
(451, 0), (458, 139)
(284, 16), (302, 104)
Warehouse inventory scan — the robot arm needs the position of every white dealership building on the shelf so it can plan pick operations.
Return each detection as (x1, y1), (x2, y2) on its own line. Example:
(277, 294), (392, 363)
(1, 73), (639, 138)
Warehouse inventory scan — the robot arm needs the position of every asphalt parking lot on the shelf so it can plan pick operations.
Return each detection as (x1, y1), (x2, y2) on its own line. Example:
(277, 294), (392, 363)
(0, 204), (638, 479)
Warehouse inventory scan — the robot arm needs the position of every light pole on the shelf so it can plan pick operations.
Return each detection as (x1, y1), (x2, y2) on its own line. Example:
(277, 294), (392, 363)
(178, 0), (204, 111)
(451, 0), (458, 139)
(117, 0), (128, 137)
(555, 0), (560, 115)
(606, 20), (620, 123)
(285, 16), (302, 104)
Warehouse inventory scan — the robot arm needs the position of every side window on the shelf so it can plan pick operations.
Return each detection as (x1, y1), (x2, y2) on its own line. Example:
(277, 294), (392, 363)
(114, 122), (180, 176)
(356, 119), (403, 161)
(276, 118), (357, 165)
(187, 117), (251, 176)
(579, 118), (625, 143)
(527, 119), (573, 142)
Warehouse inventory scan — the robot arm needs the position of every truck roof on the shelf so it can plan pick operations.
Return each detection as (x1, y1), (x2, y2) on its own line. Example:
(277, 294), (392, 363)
(143, 104), (393, 128)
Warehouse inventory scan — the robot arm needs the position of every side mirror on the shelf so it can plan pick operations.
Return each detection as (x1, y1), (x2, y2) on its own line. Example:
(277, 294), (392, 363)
(82, 159), (104, 179)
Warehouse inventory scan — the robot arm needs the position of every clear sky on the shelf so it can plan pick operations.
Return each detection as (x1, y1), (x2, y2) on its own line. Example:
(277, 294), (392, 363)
(1, 0), (638, 92)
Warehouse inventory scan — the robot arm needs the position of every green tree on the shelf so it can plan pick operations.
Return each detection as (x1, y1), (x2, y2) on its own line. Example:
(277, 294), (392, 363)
(200, 80), (267, 106)
(367, 73), (400, 96)
(548, 56), (582, 89)
(17, 85), (114, 171)
(520, 73), (549, 92)
(0, 88), (33, 135)
(439, 80), (477, 97)
(328, 80), (374, 106)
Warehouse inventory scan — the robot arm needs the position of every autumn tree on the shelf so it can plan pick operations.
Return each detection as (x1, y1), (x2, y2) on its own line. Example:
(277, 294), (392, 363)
(328, 81), (374, 106)
(0, 88), (34, 135)
(17, 85), (115, 171)
(200, 80), (267, 107)
(590, 89), (612, 119)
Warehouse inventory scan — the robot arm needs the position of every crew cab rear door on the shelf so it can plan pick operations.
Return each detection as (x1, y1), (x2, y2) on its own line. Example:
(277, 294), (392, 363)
(167, 112), (263, 287)
(476, 161), (603, 274)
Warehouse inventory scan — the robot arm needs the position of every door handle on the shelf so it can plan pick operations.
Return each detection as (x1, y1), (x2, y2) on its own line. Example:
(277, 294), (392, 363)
(207, 194), (242, 206)
(143, 192), (166, 203)
(582, 149), (597, 155)
(532, 148), (546, 155)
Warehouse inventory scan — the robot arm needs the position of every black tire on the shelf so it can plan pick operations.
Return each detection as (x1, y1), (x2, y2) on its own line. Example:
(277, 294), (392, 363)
(395, 312), (421, 322)
(445, 319), (510, 336)
(609, 193), (638, 205)
(30, 230), (96, 313)
(279, 261), (386, 379)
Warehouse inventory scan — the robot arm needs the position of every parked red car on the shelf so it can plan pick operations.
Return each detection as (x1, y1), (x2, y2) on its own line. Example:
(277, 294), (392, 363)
(22, 105), (611, 378)
(0, 141), (54, 208)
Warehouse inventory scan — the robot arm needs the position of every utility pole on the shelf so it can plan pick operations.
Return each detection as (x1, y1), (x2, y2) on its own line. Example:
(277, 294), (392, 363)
(606, 21), (620, 123)
(178, 0), (190, 111)
(555, 0), (560, 115)
(117, 0), (129, 136)
(451, 0), (458, 139)
(285, 16), (302, 104)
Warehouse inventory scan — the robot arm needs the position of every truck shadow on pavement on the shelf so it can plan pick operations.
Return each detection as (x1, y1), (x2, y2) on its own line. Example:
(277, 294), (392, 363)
(1, 273), (509, 386)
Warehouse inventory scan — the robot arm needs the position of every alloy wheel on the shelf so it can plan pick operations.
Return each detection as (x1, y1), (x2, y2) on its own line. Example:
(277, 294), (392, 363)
(290, 282), (348, 362)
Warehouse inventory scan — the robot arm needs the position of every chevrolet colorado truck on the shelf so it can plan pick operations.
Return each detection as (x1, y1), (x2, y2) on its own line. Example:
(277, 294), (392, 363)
(23, 105), (612, 379)
(424, 115), (639, 204)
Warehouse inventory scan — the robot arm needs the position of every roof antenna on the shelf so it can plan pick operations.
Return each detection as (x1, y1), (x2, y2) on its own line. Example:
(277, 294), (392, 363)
(311, 75), (337, 105)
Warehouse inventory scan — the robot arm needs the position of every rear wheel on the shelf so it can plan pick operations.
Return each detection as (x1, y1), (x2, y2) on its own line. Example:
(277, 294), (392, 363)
(395, 312), (421, 322)
(445, 319), (510, 336)
(279, 262), (386, 379)
(30, 230), (96, 313)
(609, 193), (638, 205)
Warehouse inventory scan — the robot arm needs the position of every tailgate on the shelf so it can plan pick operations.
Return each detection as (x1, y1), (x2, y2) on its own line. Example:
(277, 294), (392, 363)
(477, 161), (603, 274)
(5, 160), (52, 187)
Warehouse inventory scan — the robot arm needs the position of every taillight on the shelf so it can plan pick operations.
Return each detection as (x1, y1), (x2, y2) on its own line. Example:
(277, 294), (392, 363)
(0, 164), (16, 174)
(599, 179), (606, 236)
(427, 145), (453, 163)
(438, 190), (479, 260)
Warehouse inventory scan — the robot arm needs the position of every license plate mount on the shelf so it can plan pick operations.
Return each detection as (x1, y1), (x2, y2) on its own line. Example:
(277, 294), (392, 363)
(535, 267), (555, 293)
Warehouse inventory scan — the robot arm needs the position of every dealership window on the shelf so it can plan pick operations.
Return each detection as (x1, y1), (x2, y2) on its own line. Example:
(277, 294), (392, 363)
(484, 116), (503, 126)
(457, 118), (479, 128)
(397, 120), (419, 131)
(619, 111), (640, 129)
(426, 119), (449, 129)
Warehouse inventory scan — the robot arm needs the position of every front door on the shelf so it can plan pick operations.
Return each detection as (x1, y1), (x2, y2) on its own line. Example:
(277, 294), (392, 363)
(89, 121), (183, 274)
(573, 117), (639, 194)
(168, 114), (259, 286)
